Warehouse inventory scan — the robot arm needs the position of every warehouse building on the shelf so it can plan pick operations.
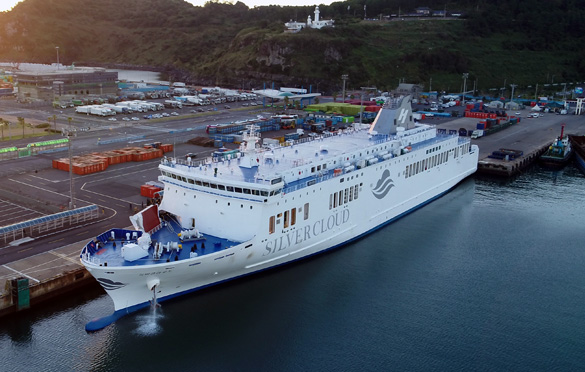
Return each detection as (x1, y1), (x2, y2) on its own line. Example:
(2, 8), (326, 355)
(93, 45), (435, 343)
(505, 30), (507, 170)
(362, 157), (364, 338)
(15, 68), (118, 102)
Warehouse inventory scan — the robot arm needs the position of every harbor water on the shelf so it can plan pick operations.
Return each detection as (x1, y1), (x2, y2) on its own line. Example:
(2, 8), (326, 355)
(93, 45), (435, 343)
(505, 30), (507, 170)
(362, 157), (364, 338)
(1, 164), (585, 371)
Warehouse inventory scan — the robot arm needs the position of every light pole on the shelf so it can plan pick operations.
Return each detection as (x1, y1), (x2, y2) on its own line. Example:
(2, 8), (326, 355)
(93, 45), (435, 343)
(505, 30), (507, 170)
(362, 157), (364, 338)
(462, 73), (468, 106)
(534, 83), (538, 100)
(341, 74), (348, 104)
(510, 84), (517, 103)
(63, 117), (75, 210)
(55, 46), (60, 70)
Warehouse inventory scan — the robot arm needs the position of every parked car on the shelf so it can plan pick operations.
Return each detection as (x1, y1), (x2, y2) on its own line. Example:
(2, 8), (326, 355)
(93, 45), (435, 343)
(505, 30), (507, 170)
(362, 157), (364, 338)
(196, 108), (204, 112)
(108, 117), (117, 121)
(171, 112), (179, 116)
(224, 105), (231, 109)
(122, 117), (130, 121)
(131, 117), (140, 121)
(185, 152), (197, 159)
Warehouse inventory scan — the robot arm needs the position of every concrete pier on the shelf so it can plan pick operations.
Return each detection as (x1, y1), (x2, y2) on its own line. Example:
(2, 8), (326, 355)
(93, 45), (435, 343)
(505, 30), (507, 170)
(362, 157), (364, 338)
(0, 240), (96, 317)
(436, 112), (584, 176)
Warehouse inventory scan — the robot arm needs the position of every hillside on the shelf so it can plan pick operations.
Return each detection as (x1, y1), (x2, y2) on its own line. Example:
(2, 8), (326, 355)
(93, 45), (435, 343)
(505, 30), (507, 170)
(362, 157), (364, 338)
(1, 0), (584, 96)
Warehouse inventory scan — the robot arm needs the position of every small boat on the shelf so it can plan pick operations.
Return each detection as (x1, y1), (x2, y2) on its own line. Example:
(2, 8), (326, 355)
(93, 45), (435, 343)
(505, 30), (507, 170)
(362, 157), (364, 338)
(539, 125), (572, 168)
(569, 134), (585, 174)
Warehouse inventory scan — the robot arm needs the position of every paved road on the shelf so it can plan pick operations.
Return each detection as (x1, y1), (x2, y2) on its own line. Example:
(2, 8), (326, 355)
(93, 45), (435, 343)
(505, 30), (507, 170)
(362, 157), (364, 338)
(0, 103), (278, 264)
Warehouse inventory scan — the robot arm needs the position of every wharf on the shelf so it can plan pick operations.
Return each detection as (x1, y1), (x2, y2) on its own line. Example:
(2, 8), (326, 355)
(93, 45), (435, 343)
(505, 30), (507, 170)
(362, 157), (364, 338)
(0, 239), (97, 318)
(436, 113), (584, 176)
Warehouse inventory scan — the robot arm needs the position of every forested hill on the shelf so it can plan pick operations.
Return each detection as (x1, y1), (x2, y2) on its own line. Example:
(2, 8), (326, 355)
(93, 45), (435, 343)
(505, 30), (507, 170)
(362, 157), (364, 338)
(1, 0), (584, 94)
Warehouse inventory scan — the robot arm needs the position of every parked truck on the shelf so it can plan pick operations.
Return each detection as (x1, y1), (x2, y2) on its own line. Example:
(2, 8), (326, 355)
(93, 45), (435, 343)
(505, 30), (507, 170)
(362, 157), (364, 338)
(471, 130), (484, 139)
(105, 104), (129, 114)
(164, 100), (182, 109)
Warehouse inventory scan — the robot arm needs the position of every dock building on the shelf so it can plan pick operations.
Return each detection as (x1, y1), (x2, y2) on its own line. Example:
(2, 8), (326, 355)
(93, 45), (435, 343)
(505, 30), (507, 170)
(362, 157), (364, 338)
(15, 68), (118, 102)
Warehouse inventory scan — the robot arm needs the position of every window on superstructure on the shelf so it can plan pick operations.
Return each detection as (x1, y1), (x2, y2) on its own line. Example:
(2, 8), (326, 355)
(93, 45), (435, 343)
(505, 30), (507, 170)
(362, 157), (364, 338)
(188, 178), (194, 184)
(203, 182), (209, 187)
(338, 191), (344, 206)
(344, 188), (349, 203)
(269, 216), (275, 234)
(218, 185), (225, 190)
(311, 167), (315, 173)
(210, 183), (217, 189)
(195, 180), (202, 186)
(354, 185), (359, 199)
(349, 186), (354, 201)
(171, 174), (177, 179)
(235, 187), (242, 193)
(333, 193), (338, 208)
(329, 194), (333, 210)
(304, 203), (309, 220)
(291, 208), (296, 226)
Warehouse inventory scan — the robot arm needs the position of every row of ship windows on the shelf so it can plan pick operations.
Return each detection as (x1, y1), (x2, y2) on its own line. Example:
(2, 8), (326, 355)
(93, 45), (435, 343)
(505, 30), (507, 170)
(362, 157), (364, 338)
(330, 184), (360, 209)
(163, 171), (280, 197)
(404, 143), (470, 178)
(426, 145), (443, 154)
(268, 203), (310, 234)
(405, 149), (451, 178)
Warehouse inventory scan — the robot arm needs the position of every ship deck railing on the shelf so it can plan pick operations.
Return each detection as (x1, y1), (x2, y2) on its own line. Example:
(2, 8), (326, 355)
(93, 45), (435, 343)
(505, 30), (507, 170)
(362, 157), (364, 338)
(80, 218), (241, 268)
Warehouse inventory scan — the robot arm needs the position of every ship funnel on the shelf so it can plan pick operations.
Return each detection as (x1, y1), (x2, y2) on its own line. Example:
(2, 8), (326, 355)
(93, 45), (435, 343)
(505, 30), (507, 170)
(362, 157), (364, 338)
(369, 95), (415, 136)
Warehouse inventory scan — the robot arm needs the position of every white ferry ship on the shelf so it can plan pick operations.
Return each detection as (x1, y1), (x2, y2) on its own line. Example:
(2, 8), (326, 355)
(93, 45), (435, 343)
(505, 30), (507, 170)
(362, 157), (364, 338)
(81, 96), (478, 331)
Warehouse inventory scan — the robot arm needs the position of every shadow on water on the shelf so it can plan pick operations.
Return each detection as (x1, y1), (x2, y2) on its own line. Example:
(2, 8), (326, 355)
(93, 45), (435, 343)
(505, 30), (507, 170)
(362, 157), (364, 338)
(1, 283), (105, 343)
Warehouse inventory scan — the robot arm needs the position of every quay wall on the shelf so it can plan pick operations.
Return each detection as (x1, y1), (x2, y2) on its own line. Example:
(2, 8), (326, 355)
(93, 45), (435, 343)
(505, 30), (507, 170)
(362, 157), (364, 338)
(0, 267), (96, 318)
(477, 141), (550, 177)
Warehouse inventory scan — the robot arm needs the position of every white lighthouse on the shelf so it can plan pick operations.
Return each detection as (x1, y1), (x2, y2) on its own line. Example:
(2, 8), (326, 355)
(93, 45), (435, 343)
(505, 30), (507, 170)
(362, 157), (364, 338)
(285, 6), (335, 33)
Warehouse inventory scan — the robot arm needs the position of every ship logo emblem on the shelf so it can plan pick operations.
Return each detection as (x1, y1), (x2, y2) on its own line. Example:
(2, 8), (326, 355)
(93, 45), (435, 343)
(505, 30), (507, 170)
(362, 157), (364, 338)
(97, 278), (127, 291)
(371, 169), (394, 199)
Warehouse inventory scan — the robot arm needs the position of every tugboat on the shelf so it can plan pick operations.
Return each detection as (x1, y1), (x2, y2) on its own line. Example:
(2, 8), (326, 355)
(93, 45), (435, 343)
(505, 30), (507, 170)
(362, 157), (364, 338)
(568, 134), (585, 174)
(539, 124), (573, 168)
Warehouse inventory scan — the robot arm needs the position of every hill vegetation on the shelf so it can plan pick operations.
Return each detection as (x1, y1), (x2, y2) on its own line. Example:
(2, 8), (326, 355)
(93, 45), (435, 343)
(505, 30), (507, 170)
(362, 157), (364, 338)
(1, 0), (584, 96)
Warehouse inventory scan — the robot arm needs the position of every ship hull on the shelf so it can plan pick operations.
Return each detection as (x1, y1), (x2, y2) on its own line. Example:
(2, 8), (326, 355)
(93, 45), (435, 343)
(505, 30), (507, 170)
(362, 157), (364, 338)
(84, 144), (478, 327)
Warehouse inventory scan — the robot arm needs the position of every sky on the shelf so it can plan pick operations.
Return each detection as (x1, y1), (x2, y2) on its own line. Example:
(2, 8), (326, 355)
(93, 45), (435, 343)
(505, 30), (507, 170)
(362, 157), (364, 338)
(0, 0), (336, 12)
